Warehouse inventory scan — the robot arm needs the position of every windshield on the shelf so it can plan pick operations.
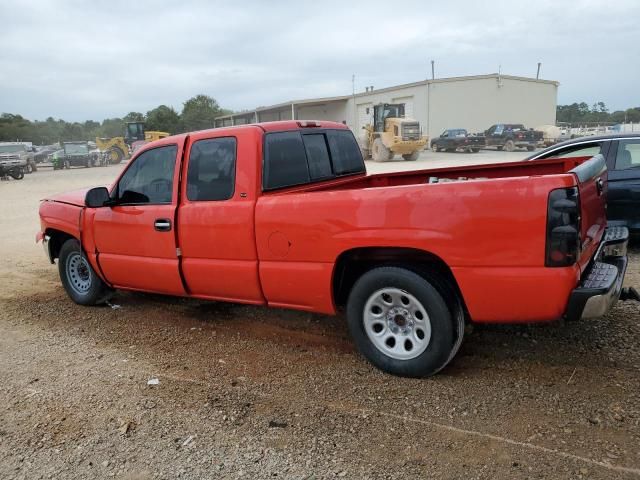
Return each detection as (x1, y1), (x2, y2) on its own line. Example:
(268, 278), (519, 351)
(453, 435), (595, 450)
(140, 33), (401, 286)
(383, 105), (403, 118)
(64, 143), (89, 154)
(0, 144), (26, 154)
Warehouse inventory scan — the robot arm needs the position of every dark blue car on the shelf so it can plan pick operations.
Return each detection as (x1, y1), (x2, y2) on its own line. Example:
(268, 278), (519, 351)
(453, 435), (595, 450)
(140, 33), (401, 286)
(527, 133), (640, 232)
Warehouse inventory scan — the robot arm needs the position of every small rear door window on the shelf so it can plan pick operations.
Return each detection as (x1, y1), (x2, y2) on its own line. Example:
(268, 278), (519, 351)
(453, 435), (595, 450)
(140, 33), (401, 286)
(263, 131), (310, 190)
(186, 137), (236, 201)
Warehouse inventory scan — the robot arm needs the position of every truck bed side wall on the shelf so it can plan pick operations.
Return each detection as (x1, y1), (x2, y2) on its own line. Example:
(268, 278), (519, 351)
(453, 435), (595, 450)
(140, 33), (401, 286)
(256, 174), (579, 322)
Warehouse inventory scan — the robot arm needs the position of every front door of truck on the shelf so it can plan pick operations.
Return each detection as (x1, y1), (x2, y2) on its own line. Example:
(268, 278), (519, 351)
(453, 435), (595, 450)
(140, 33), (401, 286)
(608, 138), (640, 230)
(92, 143), (185, 295)
(177, 129), (263, 304)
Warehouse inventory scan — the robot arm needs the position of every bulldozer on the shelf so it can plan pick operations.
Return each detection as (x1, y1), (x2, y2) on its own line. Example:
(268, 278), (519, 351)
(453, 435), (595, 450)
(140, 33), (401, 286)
(360, 103), (427, 161)
(96, 122), (170, 164)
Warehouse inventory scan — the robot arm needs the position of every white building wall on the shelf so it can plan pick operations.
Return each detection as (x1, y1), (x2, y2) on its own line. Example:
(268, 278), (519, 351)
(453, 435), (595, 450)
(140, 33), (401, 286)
(215, 75), (558, 140)
(427, 77), (558, 138)
(295, 102), (348, 123)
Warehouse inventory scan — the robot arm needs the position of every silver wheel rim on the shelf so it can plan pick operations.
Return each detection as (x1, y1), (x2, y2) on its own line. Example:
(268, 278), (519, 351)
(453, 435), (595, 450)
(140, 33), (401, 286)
(363, 288), (431, 360)
(66, 252), (92, 294)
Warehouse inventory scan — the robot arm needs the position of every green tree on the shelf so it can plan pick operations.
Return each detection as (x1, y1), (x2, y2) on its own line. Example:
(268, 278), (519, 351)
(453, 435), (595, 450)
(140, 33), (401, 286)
(181, 94), (221, 132)
(123, 112), (145, 122)
(146, 105), (181, 134)
(99, 118), (125, 138)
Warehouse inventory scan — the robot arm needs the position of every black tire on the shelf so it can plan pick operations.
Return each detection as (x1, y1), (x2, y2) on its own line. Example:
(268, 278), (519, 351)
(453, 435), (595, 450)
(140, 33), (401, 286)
(431, 143), (439, 153)
(471, 148), (480, 153)
(504, 139), (515, 152)
(526, 145), (535, 151)
(346, 266), (455, 377)
(372, 138), (391, 162)
(496, 145), (503, 151)
(402, 151), (420, 161)
(10, 168), (24, 180)
(58, 239), (112, 305)
(24, 163), (33, 174)
(108, 147), (125, 164)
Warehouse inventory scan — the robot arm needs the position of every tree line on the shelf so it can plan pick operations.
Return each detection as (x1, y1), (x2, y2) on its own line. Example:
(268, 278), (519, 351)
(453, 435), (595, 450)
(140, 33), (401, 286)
(556, 102), (640, 125)
(0, 94), (231, 145)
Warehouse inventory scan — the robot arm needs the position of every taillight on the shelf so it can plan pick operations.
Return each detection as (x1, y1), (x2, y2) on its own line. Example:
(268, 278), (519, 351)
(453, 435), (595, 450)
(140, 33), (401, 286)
(545, 187), (581, 267)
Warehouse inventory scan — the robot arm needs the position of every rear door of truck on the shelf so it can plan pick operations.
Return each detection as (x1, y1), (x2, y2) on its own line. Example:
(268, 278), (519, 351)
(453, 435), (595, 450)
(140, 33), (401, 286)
(176, 126), (265, 304)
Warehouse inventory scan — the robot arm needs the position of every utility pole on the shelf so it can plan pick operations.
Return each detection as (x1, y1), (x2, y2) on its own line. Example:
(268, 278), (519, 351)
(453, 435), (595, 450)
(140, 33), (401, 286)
(431, 60), (435, 80)
(536, 62), (541, 79)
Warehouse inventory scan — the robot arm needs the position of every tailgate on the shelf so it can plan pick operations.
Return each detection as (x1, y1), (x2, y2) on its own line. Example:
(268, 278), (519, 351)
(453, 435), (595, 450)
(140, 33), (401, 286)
(570, 155), (607, 269)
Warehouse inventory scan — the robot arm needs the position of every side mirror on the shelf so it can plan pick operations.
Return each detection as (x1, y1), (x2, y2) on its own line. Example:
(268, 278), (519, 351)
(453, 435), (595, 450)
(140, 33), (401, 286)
(85, 187), (111, 208)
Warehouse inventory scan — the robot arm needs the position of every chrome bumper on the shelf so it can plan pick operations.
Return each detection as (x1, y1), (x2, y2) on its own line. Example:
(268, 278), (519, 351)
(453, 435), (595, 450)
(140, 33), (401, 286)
(565, 227), (629, 321)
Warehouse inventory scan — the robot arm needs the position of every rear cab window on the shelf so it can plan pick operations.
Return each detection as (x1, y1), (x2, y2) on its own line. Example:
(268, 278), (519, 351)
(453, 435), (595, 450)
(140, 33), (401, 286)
(263, 129), (365, 190)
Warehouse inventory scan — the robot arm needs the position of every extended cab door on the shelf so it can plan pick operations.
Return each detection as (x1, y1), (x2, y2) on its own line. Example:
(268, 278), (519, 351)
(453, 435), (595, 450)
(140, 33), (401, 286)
(177, 127), (264, 304)
(92, 142), (186, 295)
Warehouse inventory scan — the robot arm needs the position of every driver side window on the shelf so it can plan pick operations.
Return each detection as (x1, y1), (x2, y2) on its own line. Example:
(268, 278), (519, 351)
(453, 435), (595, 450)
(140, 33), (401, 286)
(117, 145), (177, 204)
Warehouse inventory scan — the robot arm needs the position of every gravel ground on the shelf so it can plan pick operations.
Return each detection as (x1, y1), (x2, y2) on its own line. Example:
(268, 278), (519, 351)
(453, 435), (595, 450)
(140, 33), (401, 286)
(0, 154), (639, 480)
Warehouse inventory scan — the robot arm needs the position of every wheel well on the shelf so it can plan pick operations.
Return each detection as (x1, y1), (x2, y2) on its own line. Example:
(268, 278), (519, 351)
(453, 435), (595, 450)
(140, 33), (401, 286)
(333, 247), (467, 315)
(45, 229), (76, 261)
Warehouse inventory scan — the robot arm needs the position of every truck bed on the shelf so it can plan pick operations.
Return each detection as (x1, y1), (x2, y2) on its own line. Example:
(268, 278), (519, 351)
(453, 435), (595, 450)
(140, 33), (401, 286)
(256, 156), (605, 322)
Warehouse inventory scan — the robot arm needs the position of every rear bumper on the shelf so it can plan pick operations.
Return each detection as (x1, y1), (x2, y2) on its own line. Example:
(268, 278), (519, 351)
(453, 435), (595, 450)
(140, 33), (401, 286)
(565, 226), (629, 321)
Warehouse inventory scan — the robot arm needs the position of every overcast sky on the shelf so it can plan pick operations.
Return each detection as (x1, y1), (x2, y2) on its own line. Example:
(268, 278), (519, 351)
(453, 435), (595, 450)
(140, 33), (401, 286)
(1, 0), (638, 122)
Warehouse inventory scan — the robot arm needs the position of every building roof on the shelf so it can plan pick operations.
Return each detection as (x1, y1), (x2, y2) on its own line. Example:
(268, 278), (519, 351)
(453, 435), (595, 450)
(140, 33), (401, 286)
(215, 73), (560, 121)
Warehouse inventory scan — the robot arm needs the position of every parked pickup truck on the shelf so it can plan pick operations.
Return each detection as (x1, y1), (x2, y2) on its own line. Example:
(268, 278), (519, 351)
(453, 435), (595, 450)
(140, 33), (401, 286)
(37, 120), (634, 377)
(485, 123), (543, 152)
(0, 142), (37, 173)
(430, 129), (485, 153)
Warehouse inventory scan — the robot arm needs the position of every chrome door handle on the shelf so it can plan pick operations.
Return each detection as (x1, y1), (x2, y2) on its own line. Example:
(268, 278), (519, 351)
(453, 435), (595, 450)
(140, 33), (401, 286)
(154, 219), (172, 232)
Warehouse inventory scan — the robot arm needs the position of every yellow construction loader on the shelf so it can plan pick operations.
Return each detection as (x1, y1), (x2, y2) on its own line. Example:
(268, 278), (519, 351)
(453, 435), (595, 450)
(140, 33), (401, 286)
(96, 122), (170, 164)
(360, 103), (427, 161)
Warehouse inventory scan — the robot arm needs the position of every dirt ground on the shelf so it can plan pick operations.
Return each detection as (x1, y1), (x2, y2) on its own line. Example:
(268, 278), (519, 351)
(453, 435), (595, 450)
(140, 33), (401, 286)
(1, 154), (639, 480)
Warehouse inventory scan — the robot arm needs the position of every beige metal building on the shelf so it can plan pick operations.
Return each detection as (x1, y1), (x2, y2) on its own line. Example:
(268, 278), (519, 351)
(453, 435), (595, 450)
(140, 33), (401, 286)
(214, 74), (559, 139)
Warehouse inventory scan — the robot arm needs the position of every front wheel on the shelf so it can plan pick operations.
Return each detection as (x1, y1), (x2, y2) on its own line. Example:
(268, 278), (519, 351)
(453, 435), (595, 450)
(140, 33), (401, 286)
(58, 239), (112, 305)
(347, 267), (456, 377)
(402, 151), (420, 161)
(10, 168), (24, 180)
(526, 145), (535, 151)
(431, 143), (439, 152)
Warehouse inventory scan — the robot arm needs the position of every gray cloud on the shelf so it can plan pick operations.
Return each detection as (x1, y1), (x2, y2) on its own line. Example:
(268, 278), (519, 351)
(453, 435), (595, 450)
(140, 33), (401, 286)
(1, 0), (638, 121)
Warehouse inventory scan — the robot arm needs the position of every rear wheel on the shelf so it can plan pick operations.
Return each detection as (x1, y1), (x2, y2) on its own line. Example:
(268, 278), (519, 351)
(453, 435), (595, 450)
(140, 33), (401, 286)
(24, 163), (33, 174)
(496, 146), (503, 151)
(402, 151), (420, 161)
(346, 267), (457, 377)
(526, 145), (535, 151)
(372, 138), (391, 162)
(58, 239), (112, 305)
(471, 148), (480, 153)
(504, 140), (515, 152)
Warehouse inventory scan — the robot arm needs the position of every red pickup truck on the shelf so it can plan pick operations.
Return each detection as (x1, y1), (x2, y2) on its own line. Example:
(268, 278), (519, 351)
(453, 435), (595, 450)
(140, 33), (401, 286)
(37, 120), (632, 377)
